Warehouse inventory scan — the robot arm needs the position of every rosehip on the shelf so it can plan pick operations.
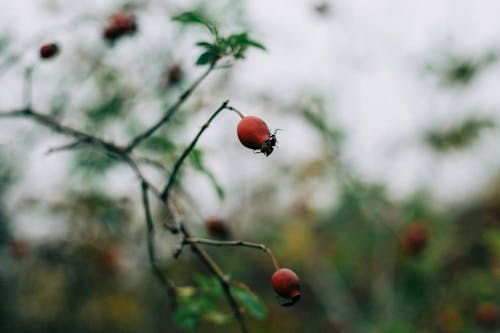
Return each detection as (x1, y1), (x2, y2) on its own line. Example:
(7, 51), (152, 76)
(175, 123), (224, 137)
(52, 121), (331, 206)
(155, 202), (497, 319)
(103, 11), (137, 42)
(167, 64), (183, 86)
(237, 116), (278, 156)
(476, 302), (499, 329)
(205, 218), (231, 239)
(10, 239), (29, 261)
(39, 43), (59, 59)
(400, 222), (429, 256)
(271, 268), (300, 304)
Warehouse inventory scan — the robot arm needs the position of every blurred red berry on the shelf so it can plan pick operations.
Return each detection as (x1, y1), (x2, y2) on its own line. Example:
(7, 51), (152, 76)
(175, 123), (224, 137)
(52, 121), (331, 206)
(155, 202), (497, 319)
(205, 218), (231, 239)
(271, 268), (301, 305)
(476, 302), (499, 329)
(400, 222), (429, 256)
(103, 11), (137, 42)
(39, 43), (59, 59)
(10, 239), (29, 261)
(167, 64), (183, 86)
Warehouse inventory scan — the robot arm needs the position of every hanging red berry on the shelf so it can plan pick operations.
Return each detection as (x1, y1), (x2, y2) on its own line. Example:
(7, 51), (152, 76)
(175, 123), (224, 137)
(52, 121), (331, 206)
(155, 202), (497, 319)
(271, 268), (301, 305)
(236, 116), (278, 156)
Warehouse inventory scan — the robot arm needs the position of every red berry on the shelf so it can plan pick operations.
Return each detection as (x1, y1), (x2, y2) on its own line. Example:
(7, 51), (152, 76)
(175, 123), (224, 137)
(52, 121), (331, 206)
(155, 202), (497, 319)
(271, 268), (300, 304)
(476, 302), (499, 329)
(237, 116), (270, 150)
(10, 239), (29, 261)
(103, 11), (137, 42)
(400, 222), (429, 256)
(39, 43), (59, 59)
(205, 218), (231, 239)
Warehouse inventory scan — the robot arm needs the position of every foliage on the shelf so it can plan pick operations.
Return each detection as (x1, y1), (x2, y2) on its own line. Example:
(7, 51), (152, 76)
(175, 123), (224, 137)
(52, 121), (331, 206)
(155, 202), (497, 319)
(425, 117), (495, 152)
(173, 11), (265, 66)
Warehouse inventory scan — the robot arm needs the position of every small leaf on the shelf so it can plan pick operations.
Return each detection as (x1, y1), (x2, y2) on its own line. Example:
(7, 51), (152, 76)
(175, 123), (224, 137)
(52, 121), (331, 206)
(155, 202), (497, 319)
(172, 11), (218, 37)
(204, 311), (229, 325)
(144, 136), (176, 153)
(196, 51), (217, 66)
(174, 305), (200, 330)
(196, 41), (215, 49)
(228, 33), (266, 51)
(87, 95), (124, 123)
(190, 149), (225, 200)
(231, 287), (266, 319)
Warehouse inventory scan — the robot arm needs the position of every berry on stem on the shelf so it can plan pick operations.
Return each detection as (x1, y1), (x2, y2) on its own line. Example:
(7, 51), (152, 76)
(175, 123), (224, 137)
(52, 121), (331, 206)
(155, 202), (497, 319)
(271, 268), (301, 305)
(39, 43), (59, 59)
(233, 111), (278, 156)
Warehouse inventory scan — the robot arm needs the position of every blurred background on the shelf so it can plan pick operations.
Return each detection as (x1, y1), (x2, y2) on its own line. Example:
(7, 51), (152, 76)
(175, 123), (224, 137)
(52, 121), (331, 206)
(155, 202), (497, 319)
(0, 0), (499, 332)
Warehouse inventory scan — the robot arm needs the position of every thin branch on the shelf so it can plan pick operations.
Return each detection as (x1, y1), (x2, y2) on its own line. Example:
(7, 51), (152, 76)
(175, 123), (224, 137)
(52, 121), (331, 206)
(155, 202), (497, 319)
(46, 138), (89, 154)
(0, 104), (248, 332)
(160, 100), (229, 201)
(183, 237), (280, 271)
(23, 66), (35, 109)
(141, 181), (178, 311)
(125, 64), (216, 152)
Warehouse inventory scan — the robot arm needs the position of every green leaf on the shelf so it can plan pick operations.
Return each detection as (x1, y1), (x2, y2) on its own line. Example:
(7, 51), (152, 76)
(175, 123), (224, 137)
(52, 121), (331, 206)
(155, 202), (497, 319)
(203, 311), (229, 325)
(196, 51), (217, 66)
(87, 95), (124, 123)
(228, 33), (266, 51)
(196, 41), (215, 49)
(425, 117), (495, 152)
(190, 149), (225, 200)
(174, 304), (200, 330)
(144, 136), (176, 153)
(172, 11), (218, 37)
(231, 286), (266, 319)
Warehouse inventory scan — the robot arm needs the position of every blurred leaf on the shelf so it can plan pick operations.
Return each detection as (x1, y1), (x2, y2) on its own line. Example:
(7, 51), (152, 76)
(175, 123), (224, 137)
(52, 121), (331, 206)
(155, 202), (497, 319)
(174, 304), (200, 330)
(144, 136), (176, 153)
(231, 286), (266, 319)
(172, 11), (218, 38)
(74, 148), (119, 176)
(425, 117), (495, 152)
(190, 149), (225, 200)
(0, 36), (9, 55)
(87, 95), (124, 123)
(227, 32), (266, 51)
(203, 310), (229, 324)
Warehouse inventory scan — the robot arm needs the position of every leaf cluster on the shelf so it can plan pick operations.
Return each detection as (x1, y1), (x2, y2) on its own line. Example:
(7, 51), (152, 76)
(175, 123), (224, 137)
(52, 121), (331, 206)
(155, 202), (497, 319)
(425, 117), (495, 152)
(172, 11), (266, 66)
(174, 275), (266, 330)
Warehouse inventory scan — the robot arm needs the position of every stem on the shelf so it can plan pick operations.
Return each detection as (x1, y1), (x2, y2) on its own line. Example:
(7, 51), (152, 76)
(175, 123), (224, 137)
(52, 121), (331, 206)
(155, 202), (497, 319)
(141, 182), (178, 310)
(160, 100), (229, 201)
(226, 105), (245, 119)
(184, 237), (280, 271)
(126, 64), (216, 152)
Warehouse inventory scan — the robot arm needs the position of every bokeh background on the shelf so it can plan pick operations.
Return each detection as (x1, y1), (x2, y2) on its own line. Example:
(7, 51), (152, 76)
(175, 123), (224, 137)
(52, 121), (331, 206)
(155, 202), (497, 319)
(0, 0), (499, 332)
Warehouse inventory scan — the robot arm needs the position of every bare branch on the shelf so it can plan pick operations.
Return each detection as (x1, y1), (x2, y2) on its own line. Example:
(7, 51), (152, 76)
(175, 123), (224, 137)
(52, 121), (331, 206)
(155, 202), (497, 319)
(141, 181), (178, 311)
(160, 100), (229, 201)
(46, 139), (89, 155)
(183, 237), (280, 271)
(125, 63), (216, 152)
